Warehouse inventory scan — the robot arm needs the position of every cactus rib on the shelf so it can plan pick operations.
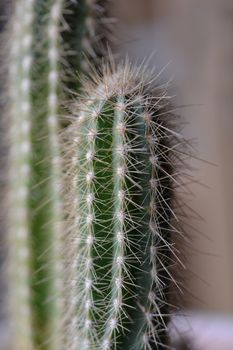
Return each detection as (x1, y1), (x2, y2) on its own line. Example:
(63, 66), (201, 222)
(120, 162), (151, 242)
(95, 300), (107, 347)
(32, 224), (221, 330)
(8, 1), (35, 348)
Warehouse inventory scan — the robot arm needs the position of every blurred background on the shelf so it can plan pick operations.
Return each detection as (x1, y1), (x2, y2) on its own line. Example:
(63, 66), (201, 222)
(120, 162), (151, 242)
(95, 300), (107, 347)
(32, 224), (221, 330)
(110, 0), (233, 349)
(112, 0), (233, 314)
(1, 0), (233, 349)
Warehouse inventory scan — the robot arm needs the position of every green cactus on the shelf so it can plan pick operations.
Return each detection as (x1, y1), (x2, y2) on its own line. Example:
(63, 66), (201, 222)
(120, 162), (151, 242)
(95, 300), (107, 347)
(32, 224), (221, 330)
(7, 0), (107, 349)
(62, 63), (183, 350)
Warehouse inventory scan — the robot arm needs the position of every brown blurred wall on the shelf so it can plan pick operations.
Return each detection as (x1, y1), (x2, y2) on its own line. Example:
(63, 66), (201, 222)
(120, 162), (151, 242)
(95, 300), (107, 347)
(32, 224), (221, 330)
(113, 0), (233, 313)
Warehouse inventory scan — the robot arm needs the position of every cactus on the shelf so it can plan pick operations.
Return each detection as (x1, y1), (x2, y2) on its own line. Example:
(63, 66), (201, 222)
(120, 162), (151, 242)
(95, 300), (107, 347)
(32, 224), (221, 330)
(7, 0), (108, 349)
(6, 0), (186, 348)
(62, 62), (184, 350)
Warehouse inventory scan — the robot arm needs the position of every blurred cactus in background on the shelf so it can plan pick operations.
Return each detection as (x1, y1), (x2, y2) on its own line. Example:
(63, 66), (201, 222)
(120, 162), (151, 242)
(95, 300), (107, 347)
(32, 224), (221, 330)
(5, 0), (186, 350)
(7, 0), (109, 349)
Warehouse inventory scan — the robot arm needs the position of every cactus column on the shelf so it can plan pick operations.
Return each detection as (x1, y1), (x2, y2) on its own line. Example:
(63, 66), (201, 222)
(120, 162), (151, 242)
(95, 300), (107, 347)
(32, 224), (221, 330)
(63, 64), (180, 349)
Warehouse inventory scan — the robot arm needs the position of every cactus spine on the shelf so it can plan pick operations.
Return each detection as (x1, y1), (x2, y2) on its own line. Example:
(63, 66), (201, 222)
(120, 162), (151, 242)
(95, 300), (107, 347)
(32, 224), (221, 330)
(63, 63), (180, 349)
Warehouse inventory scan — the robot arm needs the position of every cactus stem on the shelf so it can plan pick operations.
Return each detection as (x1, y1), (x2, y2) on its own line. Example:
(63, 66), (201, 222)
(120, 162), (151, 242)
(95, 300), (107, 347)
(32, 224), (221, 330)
(61, 61), (187, 349)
